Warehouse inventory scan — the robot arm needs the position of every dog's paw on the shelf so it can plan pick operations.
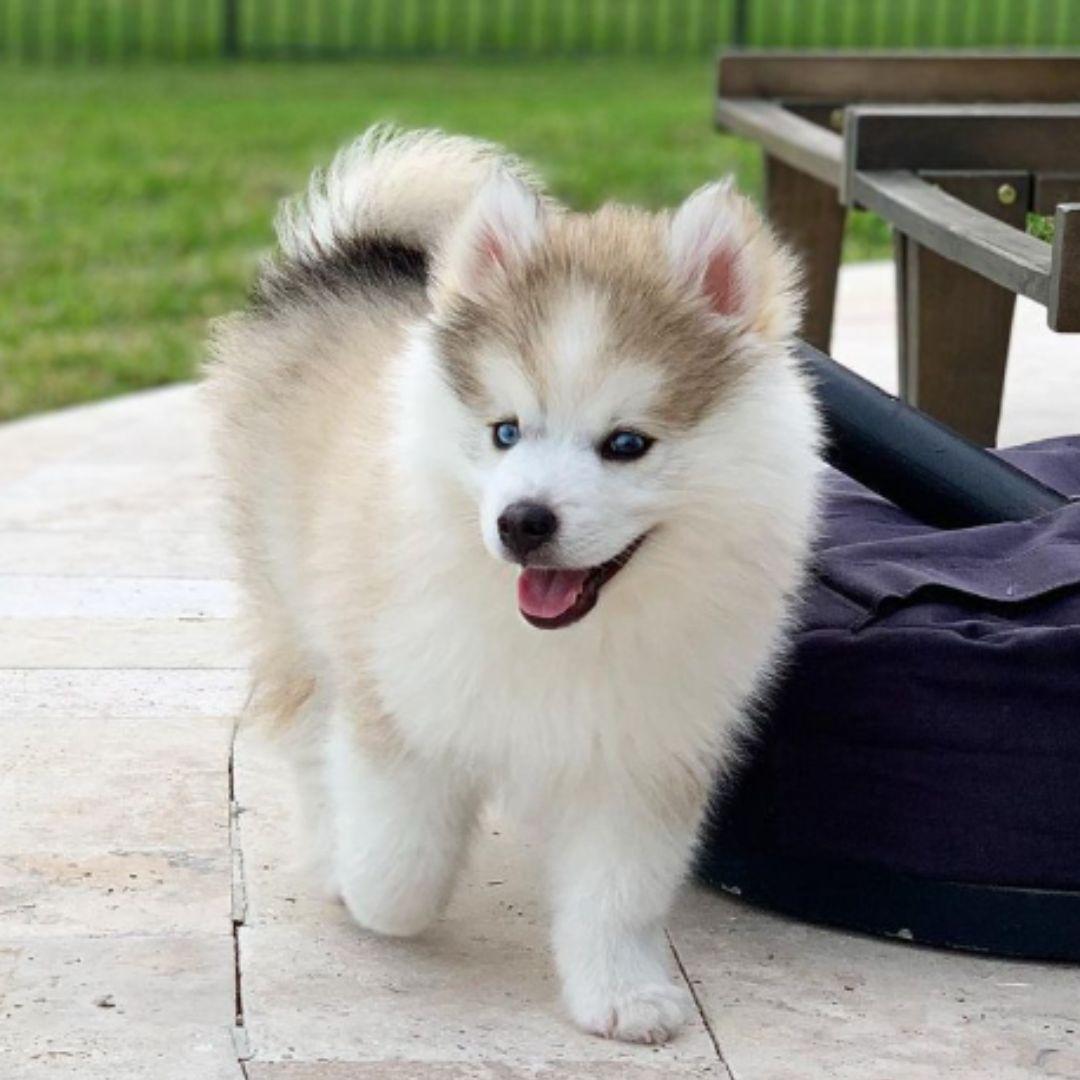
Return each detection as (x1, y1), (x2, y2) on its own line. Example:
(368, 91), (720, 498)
(572, 982), (694, 1045)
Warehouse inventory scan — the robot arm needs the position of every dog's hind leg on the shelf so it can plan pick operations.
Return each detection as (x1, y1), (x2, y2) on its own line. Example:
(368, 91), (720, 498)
(242, 612), (340, 891)
(277, 686), (339, 894)
(327, 709), (480, 938)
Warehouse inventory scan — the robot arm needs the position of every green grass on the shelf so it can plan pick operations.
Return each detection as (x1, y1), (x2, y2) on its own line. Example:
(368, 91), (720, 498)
(0, 59), (889, 421)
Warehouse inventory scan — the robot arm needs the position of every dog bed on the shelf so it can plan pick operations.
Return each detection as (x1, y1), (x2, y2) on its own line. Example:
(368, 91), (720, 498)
(697, 436), (1080, 961)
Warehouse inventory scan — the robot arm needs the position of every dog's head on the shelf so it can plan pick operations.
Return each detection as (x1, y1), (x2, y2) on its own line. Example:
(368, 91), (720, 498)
(412, 171), (802, 630)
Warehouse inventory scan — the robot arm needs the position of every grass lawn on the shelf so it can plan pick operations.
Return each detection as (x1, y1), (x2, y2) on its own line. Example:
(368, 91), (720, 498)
(1, 59), (889, 421)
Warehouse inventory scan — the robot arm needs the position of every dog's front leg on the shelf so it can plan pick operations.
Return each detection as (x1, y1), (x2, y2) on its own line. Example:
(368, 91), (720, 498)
(327, 714), (480, 938)
(547, 781), (704, 1044)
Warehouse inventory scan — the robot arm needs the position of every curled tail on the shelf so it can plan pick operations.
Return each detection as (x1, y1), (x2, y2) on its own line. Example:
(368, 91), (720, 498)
(254, 124), (544, 309)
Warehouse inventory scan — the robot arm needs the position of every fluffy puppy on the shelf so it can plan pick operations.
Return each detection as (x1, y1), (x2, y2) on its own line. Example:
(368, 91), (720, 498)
(206, 126), (822, 1044)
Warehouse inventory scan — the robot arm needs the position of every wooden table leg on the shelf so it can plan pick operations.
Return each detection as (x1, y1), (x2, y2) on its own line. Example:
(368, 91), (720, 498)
(895, 172), (1030, 447)
(765, 154), (846, 352)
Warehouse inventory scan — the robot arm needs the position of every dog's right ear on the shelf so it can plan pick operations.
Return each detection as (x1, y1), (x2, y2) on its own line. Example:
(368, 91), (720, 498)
(667, 179), (802, 342)
(436, 170), (546, 300)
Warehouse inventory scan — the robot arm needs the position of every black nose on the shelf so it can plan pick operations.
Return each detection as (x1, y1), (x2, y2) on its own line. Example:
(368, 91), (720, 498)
(497, 501), (558, 560)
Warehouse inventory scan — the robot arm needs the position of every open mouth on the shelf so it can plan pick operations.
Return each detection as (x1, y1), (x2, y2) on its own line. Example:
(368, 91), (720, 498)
(516, 534), (648, 630)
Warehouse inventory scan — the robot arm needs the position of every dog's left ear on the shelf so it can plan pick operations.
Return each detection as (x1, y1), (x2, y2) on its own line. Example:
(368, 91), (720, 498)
(667, 179), (801, 339)
(437, 169), (546, 302)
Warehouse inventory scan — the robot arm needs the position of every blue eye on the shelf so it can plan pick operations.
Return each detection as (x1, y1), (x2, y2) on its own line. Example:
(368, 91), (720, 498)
(600, 429), (653, 462)
(492, 420), (521, 450)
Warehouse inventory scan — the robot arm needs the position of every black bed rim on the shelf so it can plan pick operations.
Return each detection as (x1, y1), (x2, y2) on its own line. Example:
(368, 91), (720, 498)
(695, 848), (1080, 963)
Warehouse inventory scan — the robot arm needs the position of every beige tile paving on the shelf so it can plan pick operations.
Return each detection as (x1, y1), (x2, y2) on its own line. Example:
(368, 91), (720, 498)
(0, 389), (245, 1075)
(0, 716), (232, 852)
(0, 669), (247, 719)
(0, 463), (222, 534)
(0, 617), (242, 669)
(244, 1065), (724, 1079)
(0, 395), (159, 487)
(0, 576), (237, 620)
(0, 849), (232, 940)
(0, 713), (234, 941)
(0, 935), (243, 1080)
(0, 264), (1076, 1079)
(0, 528), (235, 578)
(672, 889), (1080, 1080)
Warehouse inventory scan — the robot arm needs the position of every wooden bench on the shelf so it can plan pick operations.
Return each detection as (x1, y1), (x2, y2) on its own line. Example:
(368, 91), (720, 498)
(716, 52), (1080, 445)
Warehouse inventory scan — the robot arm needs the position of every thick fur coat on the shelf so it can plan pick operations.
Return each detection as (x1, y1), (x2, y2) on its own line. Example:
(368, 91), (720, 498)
(205, 126), (822, 1043)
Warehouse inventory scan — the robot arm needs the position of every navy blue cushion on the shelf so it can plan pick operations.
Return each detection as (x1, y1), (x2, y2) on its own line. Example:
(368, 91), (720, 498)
(707, 437), (1080, 892)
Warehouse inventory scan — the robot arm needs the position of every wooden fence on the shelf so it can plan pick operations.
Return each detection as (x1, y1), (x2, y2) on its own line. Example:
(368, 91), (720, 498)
(1, 0), (1077, 62)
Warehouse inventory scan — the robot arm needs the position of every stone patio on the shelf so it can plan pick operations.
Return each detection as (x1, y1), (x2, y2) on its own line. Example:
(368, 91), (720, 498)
(2, 263), (1077, 1079)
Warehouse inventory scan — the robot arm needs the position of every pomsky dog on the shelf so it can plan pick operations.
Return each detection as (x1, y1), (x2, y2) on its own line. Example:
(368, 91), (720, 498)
(206, 126), (822, 1044)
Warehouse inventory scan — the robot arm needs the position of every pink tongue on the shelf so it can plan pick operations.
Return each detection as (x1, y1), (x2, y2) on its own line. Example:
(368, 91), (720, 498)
(517, 568), (590, 621)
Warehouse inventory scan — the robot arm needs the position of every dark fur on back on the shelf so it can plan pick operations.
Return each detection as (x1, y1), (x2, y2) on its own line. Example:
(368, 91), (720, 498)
(252, 236), (429, 311)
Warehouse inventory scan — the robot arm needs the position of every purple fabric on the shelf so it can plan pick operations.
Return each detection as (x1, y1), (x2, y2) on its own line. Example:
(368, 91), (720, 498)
(718, 437), (1080, 891)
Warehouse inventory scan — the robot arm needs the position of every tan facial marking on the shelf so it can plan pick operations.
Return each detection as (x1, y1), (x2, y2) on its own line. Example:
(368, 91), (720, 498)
(433, 206), (752, 427)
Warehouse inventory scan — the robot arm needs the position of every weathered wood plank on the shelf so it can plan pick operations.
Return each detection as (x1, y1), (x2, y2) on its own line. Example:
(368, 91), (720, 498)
(851, 170), (1053, 306)
(843, 106), (1080, 203)
(895, 174), (1028, 446)
(719, 53), (1080, 104)
(765, 155), (845, 351)
(1049, 204), (1080, 333)
(1035, 174), (1080, 216)
(714, 99), (842, 187)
